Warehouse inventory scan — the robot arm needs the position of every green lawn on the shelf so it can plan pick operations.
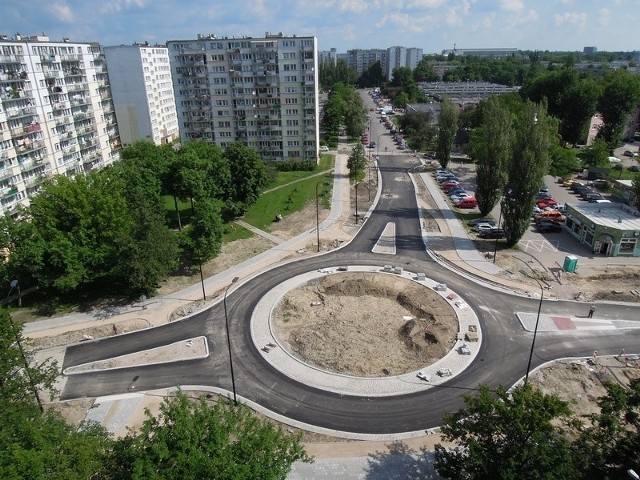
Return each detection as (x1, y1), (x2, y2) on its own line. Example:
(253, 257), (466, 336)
(242, 173), (333, 230)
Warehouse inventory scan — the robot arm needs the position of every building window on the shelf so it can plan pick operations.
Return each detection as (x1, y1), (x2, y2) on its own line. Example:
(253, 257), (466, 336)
(620, 238), (637, 254)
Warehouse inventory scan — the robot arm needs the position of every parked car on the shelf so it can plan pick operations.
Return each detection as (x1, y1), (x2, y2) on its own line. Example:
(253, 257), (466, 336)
(320, 146), (329, 152)
(441, 179), (460, 188)
(536, 198), (558, 209)
(629, 165), (640, 172)
(536, 220), (564, 233)
(585, 193), (604, 202)
(448, 188), (467, 197)
(454, 197), (478, 209)
(474, 222), (495, 232)
(535, 192), (553, 200)
(623, 150), (638, 157)
(468, 218), (496, 227)
(478, 228), (505, 239)
(451, 193), (471, 203)
(534, 210), (565, 223)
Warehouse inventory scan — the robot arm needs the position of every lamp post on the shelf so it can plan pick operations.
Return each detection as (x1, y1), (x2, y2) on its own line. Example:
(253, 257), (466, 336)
(367, 118), (372, 200)
(493, 200), (503, 264)
(515, 258), (544, 384)
(315, 181), (321, 252)
(224, 276), (240, 404)
(198, 263), (206, 300)
(354, 182), (360, 224)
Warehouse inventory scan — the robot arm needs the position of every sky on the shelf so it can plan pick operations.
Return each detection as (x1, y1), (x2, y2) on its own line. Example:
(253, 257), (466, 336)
(1, 0), (639, 54)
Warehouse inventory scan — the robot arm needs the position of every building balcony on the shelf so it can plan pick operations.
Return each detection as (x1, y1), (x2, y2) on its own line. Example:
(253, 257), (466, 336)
(67, 82), (88, 92)
(55, 115), (73, 126)
(16, 140), (46, 155)
(0, 54), (25, 64)
(43, 69), (62, 79)
(64, 67), (85, 77)
(51, 100), (71, 111)
(6, 106), (38, 119)
(60, 54), (82, 62)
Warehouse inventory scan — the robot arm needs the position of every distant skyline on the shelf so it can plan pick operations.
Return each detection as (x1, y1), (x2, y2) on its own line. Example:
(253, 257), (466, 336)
(2, 0), (639, 54)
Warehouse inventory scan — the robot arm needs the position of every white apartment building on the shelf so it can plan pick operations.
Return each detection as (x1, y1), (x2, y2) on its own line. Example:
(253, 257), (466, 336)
(167, 33), (319, 162)
(104, 43), (179, 145)
(0, 34), (121, 216)
(387, 46), (423, 80)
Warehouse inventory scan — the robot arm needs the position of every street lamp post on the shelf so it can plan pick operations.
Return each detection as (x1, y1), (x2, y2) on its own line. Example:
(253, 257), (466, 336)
(198, 263), (206, 300)
(515, 258), (544, 384)
(368, 118), (372, 201)
(315, 181), (321, 252)
(224, 276), (240, 404)
(354, 182), (359, 224)
(493, 202), (503, 264)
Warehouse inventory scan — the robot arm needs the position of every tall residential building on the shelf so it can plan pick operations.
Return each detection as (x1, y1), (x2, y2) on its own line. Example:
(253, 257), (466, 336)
(104, 43), (179, 145)
(318, 48), (337, 67)
(0, 34), (121, 216)
(167, 32), (319, 162)
(386, 46), (423, 80)
(346, 49), (387, 77)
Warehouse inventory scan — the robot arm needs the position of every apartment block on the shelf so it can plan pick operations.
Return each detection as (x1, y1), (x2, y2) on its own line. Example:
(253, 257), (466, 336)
(346, 49), (387, 77)
(0, 34), (121, 216)
(167, 32), (319, 162)
(104, 43), (179, 145)
(387, 46), (423, 80)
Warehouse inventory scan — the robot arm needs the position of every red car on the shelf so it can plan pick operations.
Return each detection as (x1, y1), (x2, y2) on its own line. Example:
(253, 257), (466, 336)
(442, 181), (462, 191)
(537, 198), (557, 209)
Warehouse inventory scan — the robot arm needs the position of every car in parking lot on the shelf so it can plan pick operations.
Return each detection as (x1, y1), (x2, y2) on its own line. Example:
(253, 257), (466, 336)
(478, 228), (505, 239)
(536, 220), (564, 233)
(474, 222), (495, 232)
(534, 210), (565, 223)
(629, 165), (640, 172)
(536, 198), (558, 209)
(623, 150), (638, 157)
(468, 218), (496, 227)
(451, 192), (471, 203)
(448, 188), (467, 197)
(320, 146), (329, 152)
(454, 197), (478, 209)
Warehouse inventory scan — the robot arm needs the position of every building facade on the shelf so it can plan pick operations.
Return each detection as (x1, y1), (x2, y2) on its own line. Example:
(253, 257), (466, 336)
(565, 202), (640, 257)
(386, 46), (423, 80)
(167, 33), (319, 162)
(104, 44), (178, 145)
(318, 48), (337, 67)
(0, 34), (120, 216)
(346, 49), (387, 77)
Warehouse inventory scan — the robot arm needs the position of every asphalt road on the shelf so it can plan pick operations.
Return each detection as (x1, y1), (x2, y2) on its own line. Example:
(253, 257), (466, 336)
(60, 139), (640, 434)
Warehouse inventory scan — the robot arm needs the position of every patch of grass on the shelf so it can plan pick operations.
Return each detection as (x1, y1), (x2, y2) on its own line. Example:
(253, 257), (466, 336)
(163, 196), (193, 228)
(222, 222), (253, 243)
(243, 173), (333, 230)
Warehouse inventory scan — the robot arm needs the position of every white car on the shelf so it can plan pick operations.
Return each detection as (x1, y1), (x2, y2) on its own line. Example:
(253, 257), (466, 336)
(320, 146), (329, 152)
(608, 156), (621, 163)
(417, 371), (431, 382)
(474, 222), (495, 232)
(450, 193), (471, 202)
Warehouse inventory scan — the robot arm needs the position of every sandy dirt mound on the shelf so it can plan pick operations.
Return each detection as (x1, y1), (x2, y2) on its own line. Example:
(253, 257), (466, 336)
(273, 273), (458, 377)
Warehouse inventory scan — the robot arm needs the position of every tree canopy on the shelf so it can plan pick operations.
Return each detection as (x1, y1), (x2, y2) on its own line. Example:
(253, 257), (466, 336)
(435, 383), (580, 480)
(435, 99), (459, 168)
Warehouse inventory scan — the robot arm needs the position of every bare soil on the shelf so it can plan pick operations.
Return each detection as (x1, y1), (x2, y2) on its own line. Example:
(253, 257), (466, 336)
(273, 272), (458, 377)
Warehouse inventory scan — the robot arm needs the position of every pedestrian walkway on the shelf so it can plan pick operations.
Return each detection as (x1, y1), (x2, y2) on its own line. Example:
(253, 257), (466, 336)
(516, 312), (640, 332)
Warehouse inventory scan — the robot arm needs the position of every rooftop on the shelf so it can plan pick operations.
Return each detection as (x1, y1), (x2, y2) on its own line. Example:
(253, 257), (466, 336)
(568, 202), (640, 230)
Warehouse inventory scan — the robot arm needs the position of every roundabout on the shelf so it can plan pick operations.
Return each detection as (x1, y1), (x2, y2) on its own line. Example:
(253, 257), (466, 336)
(252, 265), (482, 397)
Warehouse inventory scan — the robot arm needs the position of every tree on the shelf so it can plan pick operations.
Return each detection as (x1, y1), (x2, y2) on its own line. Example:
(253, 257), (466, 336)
(434, 384), (579, 480)
(597, 69), (640, 150)
(435, 99), (459, 168)
(0, 309), (112, 479)
(357, 60), (384, 88)
(183, 198), (224, 265)
(347, 143), (366, 180)
(107, 392), (311, 480)
(575, 378), (640, 479)
(634, 173), (640, 210)
(319, 59), (357, 91)
(579, 137), (610, 168)
(26, 172), (133, 293)
(397, 110), (435, 152)
(502, 102), (556, 247)
(549, 144), (581, 178)
(470, 97), (513, 216)
(223, 142), (268, 217)
(413, 58), (439, 82)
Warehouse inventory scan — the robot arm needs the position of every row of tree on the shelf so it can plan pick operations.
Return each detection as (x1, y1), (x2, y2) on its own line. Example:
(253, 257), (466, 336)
(0, 141), (268, 297)
(0, 310), (311, 479)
